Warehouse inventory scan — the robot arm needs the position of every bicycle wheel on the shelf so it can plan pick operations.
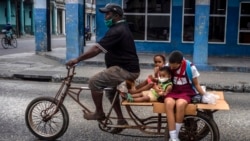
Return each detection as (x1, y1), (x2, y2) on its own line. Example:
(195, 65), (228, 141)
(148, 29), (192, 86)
(25, 96), (69, 140)
(11, 37), (17, 48)
(1, 37), (9, 49)
(179, 111), (220, 141)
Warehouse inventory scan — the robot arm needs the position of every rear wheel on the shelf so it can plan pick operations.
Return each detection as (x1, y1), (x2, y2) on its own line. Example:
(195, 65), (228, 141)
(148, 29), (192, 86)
(25, 96), (69, 140)
(179, 111), (220, 141)
(11, 37), (17, 48)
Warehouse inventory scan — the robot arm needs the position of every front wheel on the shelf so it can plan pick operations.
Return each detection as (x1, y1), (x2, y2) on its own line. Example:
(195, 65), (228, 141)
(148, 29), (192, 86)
(1, 37), (9, 49)
(25, 96), (69, 140)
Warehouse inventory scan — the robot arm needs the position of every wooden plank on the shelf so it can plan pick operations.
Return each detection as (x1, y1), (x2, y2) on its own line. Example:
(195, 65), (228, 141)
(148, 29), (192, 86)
(153, 103), (197, 115)
(197, 100), (230, 110)
(208, 91), (224, 100)
(121, 100), (154, 106)
(121, 91), (229, 111)
(121, 91), (224, 106)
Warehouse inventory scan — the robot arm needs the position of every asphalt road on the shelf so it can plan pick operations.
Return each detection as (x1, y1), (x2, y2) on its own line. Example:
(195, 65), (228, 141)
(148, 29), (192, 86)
(0, 79), (249, 141)
(0, 37), (66, 56)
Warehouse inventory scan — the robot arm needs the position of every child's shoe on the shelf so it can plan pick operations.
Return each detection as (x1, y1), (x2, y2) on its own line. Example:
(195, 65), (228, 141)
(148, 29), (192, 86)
(126, 93), (134, 102)
(169, 138), (180, 141)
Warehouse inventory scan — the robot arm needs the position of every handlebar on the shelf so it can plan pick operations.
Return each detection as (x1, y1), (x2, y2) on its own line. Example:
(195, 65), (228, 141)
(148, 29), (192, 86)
(66, 64), (78, 79)
(66, 64), (78, 70)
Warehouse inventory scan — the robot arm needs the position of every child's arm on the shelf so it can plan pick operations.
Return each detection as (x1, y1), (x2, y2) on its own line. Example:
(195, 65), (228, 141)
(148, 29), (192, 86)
(161, 84), (173, 96)
(192, 77), (206, 95)
(136, 75), (155, 90)
(129, 83), (154, 94)
(153, 84), (163, 94)
(153, 66), (160, 78)
(147, 75), (158, 83)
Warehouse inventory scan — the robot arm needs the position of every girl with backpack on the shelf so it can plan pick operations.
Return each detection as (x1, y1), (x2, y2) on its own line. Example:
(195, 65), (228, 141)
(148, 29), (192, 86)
(164, 50), (206, 141)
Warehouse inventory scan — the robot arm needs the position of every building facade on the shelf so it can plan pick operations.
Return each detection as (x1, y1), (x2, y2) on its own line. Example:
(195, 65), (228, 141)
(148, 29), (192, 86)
(0, 0), (34, 36)
(96, 0), (250, 57)
(1, 0), (249, 57)
(0, 0), (96, 36)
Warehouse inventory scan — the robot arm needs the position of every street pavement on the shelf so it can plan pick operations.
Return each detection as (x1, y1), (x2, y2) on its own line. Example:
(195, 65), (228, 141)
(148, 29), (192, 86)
(0, 36), (250, 92)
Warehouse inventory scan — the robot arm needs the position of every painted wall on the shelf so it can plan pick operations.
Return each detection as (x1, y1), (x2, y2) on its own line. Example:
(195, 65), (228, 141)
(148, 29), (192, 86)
(24, 4), (32, 33)
(95, 0), (250, 57)
(0, 2), (7, 25)
(209, 0), (250, 56)
(0, 1), (32, 34)
(65, 0), (84, 61)
(0, 1), (16, 29)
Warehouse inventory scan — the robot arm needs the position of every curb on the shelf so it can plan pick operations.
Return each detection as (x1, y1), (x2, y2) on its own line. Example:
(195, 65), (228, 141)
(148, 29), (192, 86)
(1, 52), (250, 93)
(8, 71), (250, 93)
(43, 53), (250, 73)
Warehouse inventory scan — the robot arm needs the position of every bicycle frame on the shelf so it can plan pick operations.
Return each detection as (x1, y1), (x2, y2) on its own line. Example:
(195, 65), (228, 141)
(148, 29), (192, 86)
(25, 66), (225, 140)
(1, 31), (17, 49)
(48, 66), (167, 135)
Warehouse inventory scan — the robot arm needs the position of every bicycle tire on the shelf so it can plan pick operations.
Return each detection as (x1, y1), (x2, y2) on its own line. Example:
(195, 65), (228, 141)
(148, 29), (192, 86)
(25, 96), (69, 140)
(1, 37), (9, 49)
(179, 111), (220, 141)
(11, 37), (17, 48)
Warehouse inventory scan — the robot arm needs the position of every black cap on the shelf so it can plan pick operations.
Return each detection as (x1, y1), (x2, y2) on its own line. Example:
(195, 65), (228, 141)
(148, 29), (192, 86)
(99, 3), (123, 16)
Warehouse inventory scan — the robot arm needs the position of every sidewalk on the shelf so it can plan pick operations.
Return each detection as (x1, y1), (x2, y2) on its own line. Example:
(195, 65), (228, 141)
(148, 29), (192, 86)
(0, 42), (250, 92)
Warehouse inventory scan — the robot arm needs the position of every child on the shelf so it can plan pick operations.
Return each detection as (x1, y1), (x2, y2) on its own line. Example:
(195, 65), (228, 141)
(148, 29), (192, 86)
(164, 50), (206, 141)
(124, 66), (173, 102)
(130, 54), (167, 94)
(147, 54), (166, 83)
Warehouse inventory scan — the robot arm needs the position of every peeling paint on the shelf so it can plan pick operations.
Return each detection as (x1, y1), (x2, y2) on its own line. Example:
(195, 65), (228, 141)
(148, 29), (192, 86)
(34, 8), (47, 52)
(65, 3), (84, 61)
(193, 4), (210, 65)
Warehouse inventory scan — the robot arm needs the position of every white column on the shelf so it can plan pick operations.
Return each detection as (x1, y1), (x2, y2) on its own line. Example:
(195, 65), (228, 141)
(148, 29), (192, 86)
(62, 9), (66, 35)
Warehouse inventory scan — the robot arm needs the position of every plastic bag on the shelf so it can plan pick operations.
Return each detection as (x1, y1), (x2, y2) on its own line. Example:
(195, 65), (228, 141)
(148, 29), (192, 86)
(202, 92), (220, 104)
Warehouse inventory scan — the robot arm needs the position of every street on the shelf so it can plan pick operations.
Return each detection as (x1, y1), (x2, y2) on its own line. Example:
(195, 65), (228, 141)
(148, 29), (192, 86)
(0, 79), (164, 141)
(0, 79), (249, 141)
(0, 36), (66, 56)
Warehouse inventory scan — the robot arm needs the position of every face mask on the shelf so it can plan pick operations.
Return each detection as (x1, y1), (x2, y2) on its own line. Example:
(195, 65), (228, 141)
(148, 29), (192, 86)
(158, 77), (169, 83)
(104, 18), (114, 28)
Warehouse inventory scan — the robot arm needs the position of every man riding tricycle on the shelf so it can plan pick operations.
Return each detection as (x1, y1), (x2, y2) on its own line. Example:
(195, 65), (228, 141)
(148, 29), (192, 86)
(25, 3), (229, 141)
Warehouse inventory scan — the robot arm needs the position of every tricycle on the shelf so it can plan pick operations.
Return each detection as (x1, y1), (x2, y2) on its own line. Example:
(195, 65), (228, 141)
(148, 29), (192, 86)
(25, 66), (229, 141)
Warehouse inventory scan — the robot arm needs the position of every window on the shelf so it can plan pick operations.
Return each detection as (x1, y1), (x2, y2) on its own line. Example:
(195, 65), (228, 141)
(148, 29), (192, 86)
(123, 0), (171, 42)
(238, 2), (250, 44)
(209, 0), (227, 43)
(182, 0), (227, 43)
(182, 0), (195, 42)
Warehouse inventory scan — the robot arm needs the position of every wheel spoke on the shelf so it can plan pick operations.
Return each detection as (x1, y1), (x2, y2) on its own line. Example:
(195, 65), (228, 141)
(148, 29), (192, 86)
(1, 37), (9, 49)
(25, 97), (69, 140)
(179, 112), (219, 141)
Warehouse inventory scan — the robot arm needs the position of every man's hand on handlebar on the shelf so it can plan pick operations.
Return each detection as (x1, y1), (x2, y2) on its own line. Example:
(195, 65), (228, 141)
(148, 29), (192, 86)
(66, 58), (79, 67)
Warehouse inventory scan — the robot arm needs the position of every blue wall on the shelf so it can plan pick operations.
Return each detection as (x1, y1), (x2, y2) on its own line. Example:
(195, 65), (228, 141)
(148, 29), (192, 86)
(65, 2), (84, 61)
(0, 1), (16, 27)
(95, 0), (250, 57)
(34, 8), (47, 52)
(208, 0), (250, 56)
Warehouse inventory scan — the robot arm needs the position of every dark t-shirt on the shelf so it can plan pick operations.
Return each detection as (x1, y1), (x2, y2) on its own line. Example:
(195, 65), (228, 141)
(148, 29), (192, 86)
(97, 22), (140, 73)
(5, 24), (12, 31)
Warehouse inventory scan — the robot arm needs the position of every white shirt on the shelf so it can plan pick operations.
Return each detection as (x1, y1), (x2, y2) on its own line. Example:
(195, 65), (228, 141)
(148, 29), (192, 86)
(166, 62), (200, 85)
